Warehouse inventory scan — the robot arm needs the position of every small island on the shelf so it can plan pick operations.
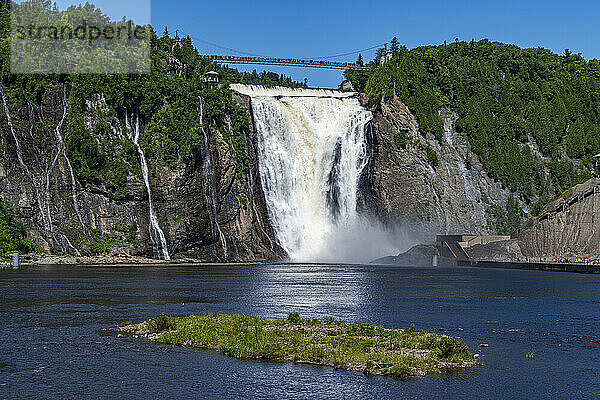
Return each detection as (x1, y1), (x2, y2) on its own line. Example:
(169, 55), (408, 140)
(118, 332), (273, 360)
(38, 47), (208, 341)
(118, 313), (478, 378)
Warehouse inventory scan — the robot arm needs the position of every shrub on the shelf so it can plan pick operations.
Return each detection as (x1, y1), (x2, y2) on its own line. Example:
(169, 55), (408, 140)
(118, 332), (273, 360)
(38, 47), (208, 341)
(146, 315), (178, 333)
(426, 145), (439, 167)
(394, 129), (407, 149)
(429, 336), (471, 359)
(0, 199), (39, 257)
(287, 312), (301, 324)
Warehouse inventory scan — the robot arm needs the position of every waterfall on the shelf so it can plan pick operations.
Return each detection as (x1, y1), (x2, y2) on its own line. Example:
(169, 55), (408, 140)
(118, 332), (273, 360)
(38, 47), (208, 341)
(1, 85), (27, 167)
(2, 84), (80, 255)
(1, 84), (52, 231)
(235, 84), (387, 262)
(245, 138), (274, 252)
(125, 110), (170, 260)
(198, 96), (228, 258)
(52, 86), (84, 227)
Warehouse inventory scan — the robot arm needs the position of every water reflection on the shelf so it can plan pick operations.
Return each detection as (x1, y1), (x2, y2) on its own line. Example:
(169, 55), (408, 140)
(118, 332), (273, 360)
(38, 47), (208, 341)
(252, 264), (371, 320)
(0, 264), (599, 399)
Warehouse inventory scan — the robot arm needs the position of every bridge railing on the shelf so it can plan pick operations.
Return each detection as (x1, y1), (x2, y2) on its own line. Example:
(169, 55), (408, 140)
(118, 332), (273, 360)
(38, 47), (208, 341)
(202, 55), (369, 71)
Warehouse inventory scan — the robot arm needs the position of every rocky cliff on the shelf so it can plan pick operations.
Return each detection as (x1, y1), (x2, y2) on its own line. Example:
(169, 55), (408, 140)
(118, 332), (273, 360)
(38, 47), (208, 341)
(515, 178), (600, 257)
(358, 95), (515, 244)
(1, 82), (530, 261)
(0, 82), (281, 261)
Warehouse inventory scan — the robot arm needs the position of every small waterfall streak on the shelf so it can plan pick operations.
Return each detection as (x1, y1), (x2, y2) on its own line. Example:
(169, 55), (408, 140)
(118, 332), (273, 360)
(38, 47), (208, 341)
(1, 84), (53, 232)
(1, 85), (27, 168)
(2, 84), (80, 255)
(53, 86), (84, 227)
(125, 110), (170, 260)
(198, 97), (228, 258)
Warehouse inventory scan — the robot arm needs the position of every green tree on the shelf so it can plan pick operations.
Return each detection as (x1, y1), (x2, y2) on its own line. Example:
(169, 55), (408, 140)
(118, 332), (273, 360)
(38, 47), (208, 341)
(0, 199), (39, 257)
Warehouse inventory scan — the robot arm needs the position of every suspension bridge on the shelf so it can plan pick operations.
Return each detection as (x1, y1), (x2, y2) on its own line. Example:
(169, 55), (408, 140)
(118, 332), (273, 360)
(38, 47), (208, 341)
(201, 55), (369, 71)
(174, 30), (380, 71)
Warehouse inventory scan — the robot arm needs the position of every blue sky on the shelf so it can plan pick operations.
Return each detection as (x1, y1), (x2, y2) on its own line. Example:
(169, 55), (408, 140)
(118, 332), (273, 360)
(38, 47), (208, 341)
(52, 1), (599, 88)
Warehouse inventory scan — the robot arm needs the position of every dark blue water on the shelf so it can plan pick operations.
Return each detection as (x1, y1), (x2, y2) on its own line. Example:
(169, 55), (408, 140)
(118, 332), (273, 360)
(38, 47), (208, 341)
(1, 264), (598, 399)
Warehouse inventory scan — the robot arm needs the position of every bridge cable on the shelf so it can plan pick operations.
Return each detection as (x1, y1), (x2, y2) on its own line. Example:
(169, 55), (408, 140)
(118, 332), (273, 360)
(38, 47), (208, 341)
(308, 43), (388, 60)
(170, 28), (273, 58)
(174, 28), (386, 61)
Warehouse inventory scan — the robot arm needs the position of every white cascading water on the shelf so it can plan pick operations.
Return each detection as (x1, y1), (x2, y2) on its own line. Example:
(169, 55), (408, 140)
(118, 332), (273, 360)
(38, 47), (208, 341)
(233, 84), (403, 262)
(52, 86), (85, 227)
(2, 83), (54, 233)
(2, 84), (80, 255)
(198, 96), (228, 258)
(125, 110), (170, 260)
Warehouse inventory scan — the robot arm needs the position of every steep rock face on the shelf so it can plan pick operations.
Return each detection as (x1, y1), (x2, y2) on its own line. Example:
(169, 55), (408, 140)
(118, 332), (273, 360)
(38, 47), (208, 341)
(359, 95), (514, 244)
(515, 178), (600, 257)
(1, 82), (528, 261)
(194, 107), (281, 261)
(0, 83), (280, 261)
(465, 240), (524, 262)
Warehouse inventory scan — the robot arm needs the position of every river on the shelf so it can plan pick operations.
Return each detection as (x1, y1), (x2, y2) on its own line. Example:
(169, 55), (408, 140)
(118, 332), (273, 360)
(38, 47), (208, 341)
(1, 264), (598, 399)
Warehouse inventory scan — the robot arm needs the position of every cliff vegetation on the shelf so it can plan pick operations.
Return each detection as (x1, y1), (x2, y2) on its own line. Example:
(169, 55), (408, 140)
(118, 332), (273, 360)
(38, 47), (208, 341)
(0, 0), (304, 199)
(0, 198), (38, 257)
(348, 39), (600, 216)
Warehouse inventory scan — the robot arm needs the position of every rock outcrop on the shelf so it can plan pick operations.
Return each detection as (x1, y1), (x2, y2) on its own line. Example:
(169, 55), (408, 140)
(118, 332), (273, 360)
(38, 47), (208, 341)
(359, 95), (514, 244)
(515, 178), (600, 258)
(372, 244), (445, 266)
(0, 83), (545, 262)
(464, 239), (524, 262)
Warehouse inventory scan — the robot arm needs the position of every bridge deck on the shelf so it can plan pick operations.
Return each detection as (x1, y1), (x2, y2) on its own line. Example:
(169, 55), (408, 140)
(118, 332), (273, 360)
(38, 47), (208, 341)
(203, 55), (369, 71)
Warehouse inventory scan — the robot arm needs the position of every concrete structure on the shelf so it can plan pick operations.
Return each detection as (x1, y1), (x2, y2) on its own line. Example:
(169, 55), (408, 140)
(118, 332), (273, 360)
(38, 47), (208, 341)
(202, 71), (220, 87)
(436, 234), (511, 262)
(459, 235), (511, 248)
(11, 253), (20, 269)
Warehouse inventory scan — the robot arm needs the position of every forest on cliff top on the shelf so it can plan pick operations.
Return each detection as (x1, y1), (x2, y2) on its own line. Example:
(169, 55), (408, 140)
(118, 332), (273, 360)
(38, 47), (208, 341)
(348, 39), (600, 216)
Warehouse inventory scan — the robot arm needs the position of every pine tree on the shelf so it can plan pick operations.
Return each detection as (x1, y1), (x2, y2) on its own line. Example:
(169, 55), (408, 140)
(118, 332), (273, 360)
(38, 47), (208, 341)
(391, 37), (400, 55)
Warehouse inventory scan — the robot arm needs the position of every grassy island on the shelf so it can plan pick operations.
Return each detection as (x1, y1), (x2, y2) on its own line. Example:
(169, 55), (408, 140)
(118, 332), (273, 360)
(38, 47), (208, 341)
(119, 313), (478, 378)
